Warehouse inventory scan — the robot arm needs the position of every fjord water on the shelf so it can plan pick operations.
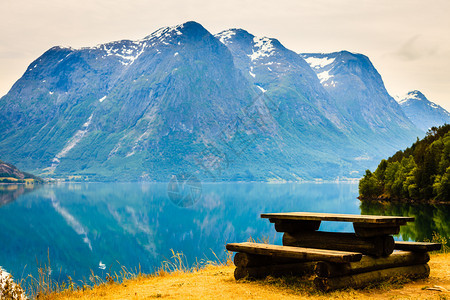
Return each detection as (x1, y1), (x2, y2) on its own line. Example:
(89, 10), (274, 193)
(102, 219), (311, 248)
(0, 182), (448, 284)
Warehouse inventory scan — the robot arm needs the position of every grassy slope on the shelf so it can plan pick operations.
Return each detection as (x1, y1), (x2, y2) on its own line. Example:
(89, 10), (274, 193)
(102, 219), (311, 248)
(42, 253), (449, 300)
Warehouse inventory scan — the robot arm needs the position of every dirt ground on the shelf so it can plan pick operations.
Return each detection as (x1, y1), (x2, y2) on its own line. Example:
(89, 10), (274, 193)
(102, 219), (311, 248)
(43, 253), (450, 300)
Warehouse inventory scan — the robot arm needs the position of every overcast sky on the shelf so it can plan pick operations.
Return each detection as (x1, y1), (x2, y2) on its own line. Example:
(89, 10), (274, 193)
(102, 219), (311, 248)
(1, 0), (449, 110)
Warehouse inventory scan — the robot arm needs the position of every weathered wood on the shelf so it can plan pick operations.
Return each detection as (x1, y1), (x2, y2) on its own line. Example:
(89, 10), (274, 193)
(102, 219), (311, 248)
(226, 242), (362, 263)
(234, 252), (306, 268)
(234, 262), (316, 280)
(283, 232), (394, 257)
(382, 236), (395, 256)
(315, 251), (430, 278)
(261, 212), (414, 224)
(394, 241), (442, 252)
(314, 263), (430, 291)
(353, 223), (400, 238)
(272, 219), (321, 233)
(352, 221), (407, 228)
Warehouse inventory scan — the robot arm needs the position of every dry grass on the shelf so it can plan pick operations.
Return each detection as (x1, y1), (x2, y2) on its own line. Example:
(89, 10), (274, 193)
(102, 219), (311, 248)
(425, 232), (449, 253)
(37, 253), (450, 300)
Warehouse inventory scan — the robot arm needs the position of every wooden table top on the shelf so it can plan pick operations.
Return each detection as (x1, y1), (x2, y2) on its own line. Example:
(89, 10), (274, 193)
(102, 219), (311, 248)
(261, 212), (414, 224)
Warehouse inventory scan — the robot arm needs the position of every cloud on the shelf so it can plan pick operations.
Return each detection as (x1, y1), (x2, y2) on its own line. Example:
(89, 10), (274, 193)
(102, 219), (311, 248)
(392, 35), (439, 61)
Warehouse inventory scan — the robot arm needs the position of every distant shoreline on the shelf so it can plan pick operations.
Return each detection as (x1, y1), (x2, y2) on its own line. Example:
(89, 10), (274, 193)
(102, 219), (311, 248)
(359, 197), (450, 206)
(34, 179), (362, 184)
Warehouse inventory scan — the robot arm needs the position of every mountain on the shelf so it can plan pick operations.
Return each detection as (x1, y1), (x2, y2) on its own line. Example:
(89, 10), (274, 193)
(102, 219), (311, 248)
(301, 51), (422, 155)
(0, 22), (423, 181)
(214, 29), (367, 178)
(397, 90), (450, 131)
(215, 29), (344, 128)
(0, 22), (258, 181)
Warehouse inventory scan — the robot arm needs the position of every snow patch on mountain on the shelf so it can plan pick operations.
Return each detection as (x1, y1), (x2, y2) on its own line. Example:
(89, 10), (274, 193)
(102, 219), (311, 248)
(149, 24), (184, 40)
(302, 54), (338, 88)
(256, 85), (266, 93)
(398, 91), (423, 104)
(216, 29), (236, 44)
(317, 70), (333, 83)
(97, 42), (147, 66)
(82, 24), (187, 66)
(249, 37), (276, 61)
(304, 56), (335, 69)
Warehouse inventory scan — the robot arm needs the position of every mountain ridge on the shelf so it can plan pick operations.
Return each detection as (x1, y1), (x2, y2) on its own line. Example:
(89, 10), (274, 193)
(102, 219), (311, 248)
(0, 21), (424, 181)
(396, 90), (450, 131)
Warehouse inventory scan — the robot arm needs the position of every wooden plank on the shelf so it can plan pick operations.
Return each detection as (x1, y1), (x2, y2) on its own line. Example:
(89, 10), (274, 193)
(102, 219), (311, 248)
(234, 262), (316, 280)
(272, 220), (321, 233)
(283, 232), (394, 257)
(261, 212), (414, 224)
(314, 264), (430, 291)
(352, 221), (407, 228)
(315, 251), (430, 278)
(394, 241), (442, 252)
(353, 223), (400, 237)
(234, 252), (306, 268)
(226, 242), (362, 263)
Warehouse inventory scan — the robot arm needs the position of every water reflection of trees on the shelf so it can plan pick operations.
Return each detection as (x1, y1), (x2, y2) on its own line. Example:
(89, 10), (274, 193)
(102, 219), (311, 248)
(360, 201), (450, 242)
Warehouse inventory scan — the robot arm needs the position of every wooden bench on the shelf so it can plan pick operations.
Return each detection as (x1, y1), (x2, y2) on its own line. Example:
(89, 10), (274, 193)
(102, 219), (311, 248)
(226, 242), (362, 280)
(395, 241), (442, 252)
(226, 242), (362, 263)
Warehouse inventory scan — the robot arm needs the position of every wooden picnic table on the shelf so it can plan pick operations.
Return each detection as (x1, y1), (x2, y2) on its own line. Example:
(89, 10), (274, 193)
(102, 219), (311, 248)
(226, 211), (440, 290)
(261, 212), (414, 242)
(260, 212), (415, 257)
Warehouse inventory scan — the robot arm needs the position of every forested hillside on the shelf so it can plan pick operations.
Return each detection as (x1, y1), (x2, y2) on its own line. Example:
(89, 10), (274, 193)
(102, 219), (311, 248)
(0, 160), (42, 183)
(359, 124), (450, 202)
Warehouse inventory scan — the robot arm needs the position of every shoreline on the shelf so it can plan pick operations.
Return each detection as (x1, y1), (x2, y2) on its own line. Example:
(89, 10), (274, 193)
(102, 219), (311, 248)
(359, 197), (450, 206)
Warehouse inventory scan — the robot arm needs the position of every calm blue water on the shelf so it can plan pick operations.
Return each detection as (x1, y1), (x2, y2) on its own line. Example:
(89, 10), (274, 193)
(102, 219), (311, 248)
(0, 182), (448, 285)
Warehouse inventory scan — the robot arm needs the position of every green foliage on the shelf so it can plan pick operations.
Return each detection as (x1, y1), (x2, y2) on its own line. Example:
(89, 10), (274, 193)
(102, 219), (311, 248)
(359, 170), (382, 198)
(359, 124), (450, 201)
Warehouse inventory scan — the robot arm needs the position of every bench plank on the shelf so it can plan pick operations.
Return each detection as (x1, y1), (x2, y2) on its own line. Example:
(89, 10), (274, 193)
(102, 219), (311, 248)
(353, 223), (400, 237)
(226, 242), (362, 263)
(272, 219), (321, 232)
(261, 212), (414, 224)
(315, 264), (430, 291)
(234, 252), (303, 268)
(315, 251), (430, 278)
(234, 262), (316, 280)
(394, 241), (442, 252)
